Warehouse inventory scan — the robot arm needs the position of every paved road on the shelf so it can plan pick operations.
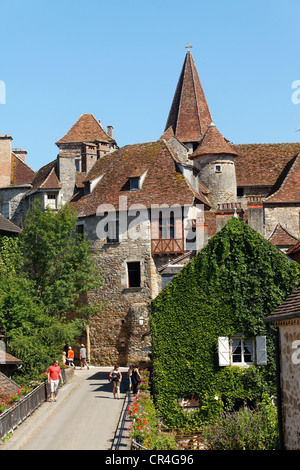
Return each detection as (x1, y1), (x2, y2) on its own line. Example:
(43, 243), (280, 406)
(1, 366), (130, 451)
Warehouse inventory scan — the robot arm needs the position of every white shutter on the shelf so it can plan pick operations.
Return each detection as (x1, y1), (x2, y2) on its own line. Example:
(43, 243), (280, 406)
(218, 337), (230, 366)
(256, 336), (267, 365)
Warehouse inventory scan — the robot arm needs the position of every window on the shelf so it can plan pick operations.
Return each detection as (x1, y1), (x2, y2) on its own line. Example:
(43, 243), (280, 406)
(237, 187), (244, 197)
(1, 203), (9, 219)
(159, 211), (175, 239)
(218, 335), (267, 367)
(76, 224), (84, 238)
(129, 177), (140, 191)
(106, 220), (119, 243)
(46, 193), (57, 209)
(232, 337), (254, 364)
(75, 158), (81, 172)
(127, 261), (141, 288)
(215, 165), (222, 173)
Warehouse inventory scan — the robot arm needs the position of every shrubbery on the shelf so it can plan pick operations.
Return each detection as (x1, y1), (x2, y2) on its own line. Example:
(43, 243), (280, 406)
(200, 395), (279, 450)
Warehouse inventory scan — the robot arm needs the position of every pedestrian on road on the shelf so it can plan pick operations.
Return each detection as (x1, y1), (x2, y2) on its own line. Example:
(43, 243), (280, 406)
(127, 363), (134, 391)
(80, 344), (89, 369)
(131, 364), (141, 395)
(109, 364), (122, 399)
(67, 346), (75, 368)
(47, 359), (63, 402)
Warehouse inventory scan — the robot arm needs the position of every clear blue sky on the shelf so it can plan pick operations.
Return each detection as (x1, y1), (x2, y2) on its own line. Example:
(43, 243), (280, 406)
(0, 0), (299, 171)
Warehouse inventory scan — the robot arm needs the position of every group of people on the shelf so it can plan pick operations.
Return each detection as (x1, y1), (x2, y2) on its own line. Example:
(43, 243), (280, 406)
(47, 349), (142, 403)
(62, 345), (89, 370)
(109, 363), (141, 399)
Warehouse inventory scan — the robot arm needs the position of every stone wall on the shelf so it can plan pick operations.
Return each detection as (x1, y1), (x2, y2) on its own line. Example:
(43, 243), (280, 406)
(83, 214), (157, 366)
(275, 319), (300, 450)
(264, 204), (300, 239)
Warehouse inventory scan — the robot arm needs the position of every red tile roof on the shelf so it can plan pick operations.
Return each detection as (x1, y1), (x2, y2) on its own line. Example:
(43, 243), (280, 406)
(233, 143), (300, 187)
(265, 154), (300, 203)
(189, 123), (238, 159)
(30, 161), (62, 192)
(10, 153), (35, 186)
(164, 51), (212, 143)
(56, 114), (115, 145)
(70, 140), (211, 217)
(0, 213), (21, 233)
(268, 223), (299, 247)
(264, 284), (300, 323)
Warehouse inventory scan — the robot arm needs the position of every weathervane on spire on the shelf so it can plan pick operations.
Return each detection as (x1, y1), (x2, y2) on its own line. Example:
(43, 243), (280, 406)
(185, 42), (193, 52)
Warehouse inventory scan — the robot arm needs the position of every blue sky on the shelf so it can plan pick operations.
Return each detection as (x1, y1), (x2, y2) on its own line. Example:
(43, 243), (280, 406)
(0, 0), (299, 171)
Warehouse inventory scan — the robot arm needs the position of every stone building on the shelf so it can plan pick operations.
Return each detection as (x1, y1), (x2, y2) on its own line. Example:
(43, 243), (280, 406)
(265, 286), (300, 450)
(1, 47), (300, 365)
(0, 135), (35, 226)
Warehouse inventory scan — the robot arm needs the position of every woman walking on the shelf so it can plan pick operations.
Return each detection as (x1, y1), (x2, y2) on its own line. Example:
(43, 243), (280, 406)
(131, 364), (141, 395)
(109, 364), (122, 399)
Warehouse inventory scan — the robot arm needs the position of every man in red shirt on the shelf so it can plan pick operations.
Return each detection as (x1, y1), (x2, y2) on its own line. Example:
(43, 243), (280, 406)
(47, 360), (63, 402)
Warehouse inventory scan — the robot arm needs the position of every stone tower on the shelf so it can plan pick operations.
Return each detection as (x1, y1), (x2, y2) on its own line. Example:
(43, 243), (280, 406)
(189, 122), (238, 208)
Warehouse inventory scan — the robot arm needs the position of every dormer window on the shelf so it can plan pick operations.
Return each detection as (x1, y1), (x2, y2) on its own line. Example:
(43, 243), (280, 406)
(129, 177), (140, 191)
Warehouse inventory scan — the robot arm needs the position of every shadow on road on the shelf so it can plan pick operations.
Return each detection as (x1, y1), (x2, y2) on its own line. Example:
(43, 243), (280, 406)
(86, 370), (128, 396)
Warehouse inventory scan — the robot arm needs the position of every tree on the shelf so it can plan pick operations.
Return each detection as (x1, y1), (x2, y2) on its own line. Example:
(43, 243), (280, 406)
(0, 204), (102, 383)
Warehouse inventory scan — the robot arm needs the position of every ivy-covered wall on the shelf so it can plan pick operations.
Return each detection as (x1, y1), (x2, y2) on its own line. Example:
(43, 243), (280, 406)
(150, 218), (300, 427)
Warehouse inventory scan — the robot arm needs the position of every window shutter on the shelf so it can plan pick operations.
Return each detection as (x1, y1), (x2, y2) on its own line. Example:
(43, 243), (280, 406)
(256, 336), (267, 365)
(218, 337), (230, 366)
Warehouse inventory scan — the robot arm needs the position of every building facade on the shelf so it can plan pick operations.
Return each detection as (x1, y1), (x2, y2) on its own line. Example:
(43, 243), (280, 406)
(1, 49), (300, 365)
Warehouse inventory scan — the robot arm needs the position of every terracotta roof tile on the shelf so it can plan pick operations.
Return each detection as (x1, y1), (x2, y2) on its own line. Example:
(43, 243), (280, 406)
(233, 143), (300, 187)
(164, 51), (212, 143)
(189, 123), (238, 159)
(56, 114), (115, 145)
(30, 160), (61, 192)
(265, 154), (300, 203)
(265, 284), (300, 323)
(0, 213), (21, 233)
(268, 223), (299, 247)
(70, 141), (211, 217)
(10, 153), (35, 186)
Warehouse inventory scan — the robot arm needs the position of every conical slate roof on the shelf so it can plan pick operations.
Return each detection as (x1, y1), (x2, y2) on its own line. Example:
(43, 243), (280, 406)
(164, 51), (212, 144)
(189, 123), (238, 159)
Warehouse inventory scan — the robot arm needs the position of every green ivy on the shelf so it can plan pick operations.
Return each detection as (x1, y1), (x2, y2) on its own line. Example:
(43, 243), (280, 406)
(151, 218), (300, 427)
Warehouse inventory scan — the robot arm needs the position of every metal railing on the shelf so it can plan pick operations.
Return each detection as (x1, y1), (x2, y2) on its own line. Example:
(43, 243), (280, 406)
(0, 381), (47, 441)
(0, 368), (74, 441)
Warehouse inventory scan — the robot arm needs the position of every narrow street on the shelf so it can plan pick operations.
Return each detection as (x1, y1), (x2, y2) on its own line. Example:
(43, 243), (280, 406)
(1, 367), (130, 451)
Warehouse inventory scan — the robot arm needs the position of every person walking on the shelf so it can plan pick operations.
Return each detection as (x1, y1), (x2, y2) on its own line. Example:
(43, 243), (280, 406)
(67, 346), (75, 367)
(47, 359), (63, 402)
(127, 363), (134, 391)
(109, 364), (122, 399)
(131, 364), (141, 395)
(80, 344), (89, 369)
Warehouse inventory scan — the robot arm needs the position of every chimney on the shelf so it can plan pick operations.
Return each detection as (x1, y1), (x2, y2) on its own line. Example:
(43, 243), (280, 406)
(107, 125), (114, 138)
(0, 135), (12, 187)
(13, 148), (27, 162)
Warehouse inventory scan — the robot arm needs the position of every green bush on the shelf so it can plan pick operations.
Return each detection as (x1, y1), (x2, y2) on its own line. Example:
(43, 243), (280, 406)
(151, 218), (300, 427)
(200, 395), (279, 450)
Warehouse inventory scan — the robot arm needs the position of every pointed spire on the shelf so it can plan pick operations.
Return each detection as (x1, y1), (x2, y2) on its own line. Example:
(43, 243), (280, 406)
(164, 49), (213, 144)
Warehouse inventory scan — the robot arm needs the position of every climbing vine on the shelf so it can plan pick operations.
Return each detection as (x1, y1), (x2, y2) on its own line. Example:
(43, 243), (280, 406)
(150, 218), (300, 427)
